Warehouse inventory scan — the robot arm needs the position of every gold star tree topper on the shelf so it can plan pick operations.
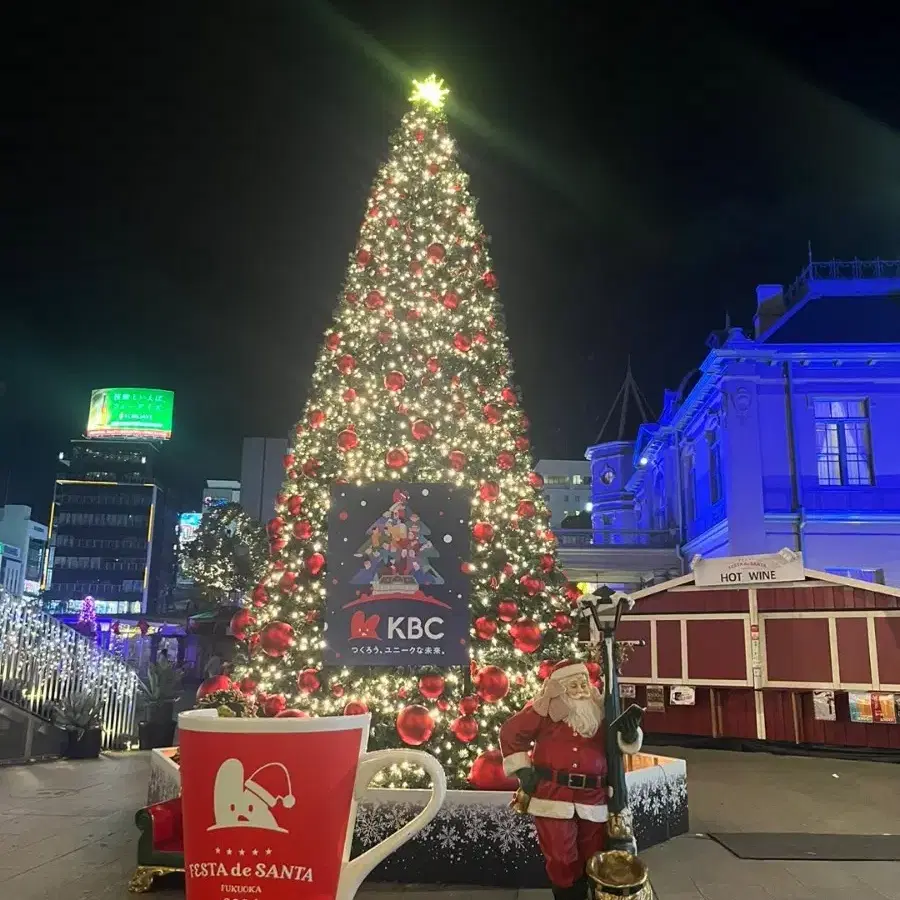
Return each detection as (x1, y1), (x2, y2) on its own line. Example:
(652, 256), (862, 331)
(410, 75), (449, 109)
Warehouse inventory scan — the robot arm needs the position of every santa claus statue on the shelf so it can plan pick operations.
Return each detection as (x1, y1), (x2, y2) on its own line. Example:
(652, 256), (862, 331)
(499, 660), (643, 900)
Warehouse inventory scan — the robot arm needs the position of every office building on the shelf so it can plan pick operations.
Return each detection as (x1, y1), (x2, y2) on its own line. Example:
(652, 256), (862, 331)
(0, 505), (48, 598)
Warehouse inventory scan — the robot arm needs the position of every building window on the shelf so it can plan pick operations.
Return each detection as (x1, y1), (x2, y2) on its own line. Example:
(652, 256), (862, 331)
(653, 469), (666, 530)
(707, 430), (722, 504)
(682, 451), (696, 524)
(814, 400), (873, 486)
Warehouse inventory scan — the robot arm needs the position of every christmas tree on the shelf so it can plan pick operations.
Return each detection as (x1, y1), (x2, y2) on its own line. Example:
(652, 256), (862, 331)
(238, 77), (583, 787)
(75, 595), (97, 638)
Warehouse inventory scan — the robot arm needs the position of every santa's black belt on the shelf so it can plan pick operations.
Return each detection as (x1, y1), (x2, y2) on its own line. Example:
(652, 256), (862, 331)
(534, 767), (606, 790)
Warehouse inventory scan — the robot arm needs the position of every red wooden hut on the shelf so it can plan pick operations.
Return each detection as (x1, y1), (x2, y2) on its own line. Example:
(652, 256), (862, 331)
(618, 567), (900, 750)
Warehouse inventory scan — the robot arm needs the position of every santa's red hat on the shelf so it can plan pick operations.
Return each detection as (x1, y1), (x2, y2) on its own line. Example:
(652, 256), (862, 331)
(547, 660), (589, 682)
(245, 763), (295, 809)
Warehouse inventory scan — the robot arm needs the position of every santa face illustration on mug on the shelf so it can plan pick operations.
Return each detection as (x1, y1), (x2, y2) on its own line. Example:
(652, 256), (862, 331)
(209, 758), (296, 834)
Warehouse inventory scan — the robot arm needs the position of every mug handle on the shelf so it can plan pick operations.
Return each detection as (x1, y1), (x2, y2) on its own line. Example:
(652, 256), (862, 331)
(336, 748), (447, 900)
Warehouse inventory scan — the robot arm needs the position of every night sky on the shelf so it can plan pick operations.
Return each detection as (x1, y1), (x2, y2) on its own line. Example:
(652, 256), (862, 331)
(5, 1), (900, 518)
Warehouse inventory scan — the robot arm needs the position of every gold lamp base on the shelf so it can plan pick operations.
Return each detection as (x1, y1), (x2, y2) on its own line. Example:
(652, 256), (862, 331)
(586, 850), (652, 899)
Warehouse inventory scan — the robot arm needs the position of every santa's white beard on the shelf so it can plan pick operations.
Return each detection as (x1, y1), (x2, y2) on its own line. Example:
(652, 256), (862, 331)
(565, 697), (601, 738)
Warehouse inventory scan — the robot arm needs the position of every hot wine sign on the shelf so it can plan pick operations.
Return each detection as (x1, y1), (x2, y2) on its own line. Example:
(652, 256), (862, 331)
(324, 483), (470, 666)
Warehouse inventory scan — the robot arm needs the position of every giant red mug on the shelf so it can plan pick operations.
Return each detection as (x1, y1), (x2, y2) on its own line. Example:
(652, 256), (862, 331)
(178, 710), (446, 900)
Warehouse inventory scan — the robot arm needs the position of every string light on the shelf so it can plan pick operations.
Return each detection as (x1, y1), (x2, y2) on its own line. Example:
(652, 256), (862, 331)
(234, 77), (583, 787)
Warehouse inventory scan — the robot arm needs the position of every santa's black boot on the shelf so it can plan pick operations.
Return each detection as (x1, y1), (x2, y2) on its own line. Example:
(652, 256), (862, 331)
(551, 879), (589, 900)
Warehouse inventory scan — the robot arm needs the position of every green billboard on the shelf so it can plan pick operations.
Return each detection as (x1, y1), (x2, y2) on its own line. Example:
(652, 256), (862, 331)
(86, 388), (174, 440)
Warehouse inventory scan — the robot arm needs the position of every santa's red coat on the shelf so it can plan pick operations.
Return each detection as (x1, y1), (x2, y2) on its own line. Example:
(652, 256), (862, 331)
(499, 705), (642, 821)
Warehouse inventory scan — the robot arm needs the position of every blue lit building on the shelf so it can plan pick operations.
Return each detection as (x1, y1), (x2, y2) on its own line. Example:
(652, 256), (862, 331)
(576, 258), (900, 588)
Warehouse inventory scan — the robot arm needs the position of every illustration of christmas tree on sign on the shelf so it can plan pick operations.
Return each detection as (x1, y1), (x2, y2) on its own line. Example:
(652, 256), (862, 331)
(351, 488), (444, 590)
(235, 76), (586, 788)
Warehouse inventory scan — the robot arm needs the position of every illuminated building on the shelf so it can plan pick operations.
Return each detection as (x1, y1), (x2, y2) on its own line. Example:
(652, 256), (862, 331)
(42, 388), (177, 614)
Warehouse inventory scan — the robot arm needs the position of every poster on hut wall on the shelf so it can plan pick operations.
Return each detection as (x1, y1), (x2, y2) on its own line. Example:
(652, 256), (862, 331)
(848, 692), (897, 724)
(619, 683), (636, 700)
(645, 685), (665, 713)
(669, 686), (696, 706)
(812, 690), (836, 722)
(324, 483), (470, 666)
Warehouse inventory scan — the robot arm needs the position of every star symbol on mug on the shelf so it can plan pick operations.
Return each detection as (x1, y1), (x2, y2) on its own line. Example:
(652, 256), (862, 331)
(226, 849), (233, 856)
(238, 849), (245, 857)
(252, 849), (259, 857)
(266, 848), (273, 856)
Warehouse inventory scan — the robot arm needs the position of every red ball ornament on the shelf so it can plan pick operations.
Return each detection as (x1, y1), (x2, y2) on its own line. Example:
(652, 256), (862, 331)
(479, 482), (500, 502)
(344, 700), (369, 716)
(384, 371), (406, 391)
(343, 388), (358, 403)
(410, 419), (434, 441)
(287, 495), (303, 515)
(230, 609), (256, 640)
(293, 520), (312, 540)
(196, 674), (232, 700)
(538, 659), (555, 681)
(442, 292), (459, 310)
(263, 694), (287, 717)
(468, 750), (518, 791)
(337, 354), (356, 375)
(564, 582), (583, 604)
(515, 435), (531, 452)
(459, 695), (480, 716)
(474, 616), (497, 640)
(365, 290), (385, 310)
(337, 429), (359, 452)
(377, 330), (392, 344)
(476, 666), (510, 703)
(396, 705), (435, 746)
(331, 683), (345, 698)
(539, 553), (554, 573)
(450, 716), (479, 743)
(306, 552), (326, 576)
(497, 450), (515, 470)
(427, 243), (445, 263)
(517, 500), (536, 518)
(270, 538), (287, 554)
(308, 409), (326, 429)
(474, 331), (487, 345)
(472, 521), (495, 543)
(409, 260), (423, 277)
(276, 709), (309, 718)
(385, 447), (409, 469)
(587, 661), (603, 688)
(356, 249), (371, 266)
(497, 600), (518, 622)
(388, 216), (400, 228)
(427, 162), (440, 176)
(482, 271), (498, 289)
(415, 129), (425, 143)
(297, 668), (321, 694)
(238, 676), (258, 694)
(325, 332), (341, 351)
(448, 450), (466, 470)
(426, 357), (441, 374)
(406, 308), (421, 322)
(520, 574), (543, 596)
(260, 621), (294, 657)
(267, 516), (285, 537)
(552, 612), (573, 632)
(501, 387), (518, 406)
(483, 404), (502, 425)
(418, 674), (445, 700)
(510, 618), (542, 653)
(453, 332), (472, 353)
(346, 292), (358, 305)
(454, 401), (467, 417)
(367, 205), (379, 218)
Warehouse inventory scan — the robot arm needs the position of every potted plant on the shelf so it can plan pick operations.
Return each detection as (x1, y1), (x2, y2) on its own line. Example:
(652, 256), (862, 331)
(138, 663), (183, 749)
(54, 692), (104, 759)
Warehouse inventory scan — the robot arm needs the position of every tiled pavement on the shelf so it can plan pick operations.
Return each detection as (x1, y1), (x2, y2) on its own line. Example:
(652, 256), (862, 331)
(1, 746), (899, 899)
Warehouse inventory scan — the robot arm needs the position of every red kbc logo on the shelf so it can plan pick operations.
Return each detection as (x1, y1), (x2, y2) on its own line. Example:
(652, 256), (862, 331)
(350, 611), (381, 640)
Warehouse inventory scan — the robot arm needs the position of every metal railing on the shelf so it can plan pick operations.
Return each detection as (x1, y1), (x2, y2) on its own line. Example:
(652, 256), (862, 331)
(555, 528), (677, 549)
(0, 591), (140, 750)
(785, 257), (900, 308)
